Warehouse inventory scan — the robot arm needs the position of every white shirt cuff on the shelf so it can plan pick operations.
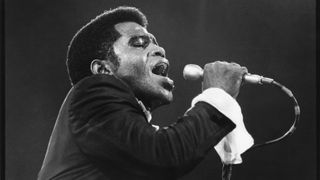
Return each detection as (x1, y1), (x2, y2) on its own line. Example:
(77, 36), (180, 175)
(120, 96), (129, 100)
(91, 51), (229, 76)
(191, 88), (254, 164)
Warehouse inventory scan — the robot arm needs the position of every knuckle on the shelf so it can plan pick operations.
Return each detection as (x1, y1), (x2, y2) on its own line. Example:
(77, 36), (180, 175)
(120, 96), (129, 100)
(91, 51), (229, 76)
(220, 61), (228, 66)
(214, 61), (224, 65)
(214, 61), (227, 68)
(231, 62), (240, 67)
(241, 66), (248, 73)
(205, 62), (217, 68)
(204, 63), (211, 69)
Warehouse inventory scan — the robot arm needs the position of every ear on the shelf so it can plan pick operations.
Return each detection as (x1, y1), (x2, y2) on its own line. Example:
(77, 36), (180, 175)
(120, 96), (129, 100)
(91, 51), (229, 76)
(90, 59), (114, 75)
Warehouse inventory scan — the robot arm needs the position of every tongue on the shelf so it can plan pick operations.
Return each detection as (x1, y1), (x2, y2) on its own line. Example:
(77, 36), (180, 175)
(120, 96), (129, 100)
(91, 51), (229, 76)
(152, 65), (165, 76)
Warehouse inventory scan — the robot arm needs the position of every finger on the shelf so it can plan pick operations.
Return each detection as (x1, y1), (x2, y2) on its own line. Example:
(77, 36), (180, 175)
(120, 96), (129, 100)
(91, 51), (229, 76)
(240, 67), (249, 86)
(213, 60), (228, 65)
(230, 62), (241, 67)
(241, 66), (248, 74)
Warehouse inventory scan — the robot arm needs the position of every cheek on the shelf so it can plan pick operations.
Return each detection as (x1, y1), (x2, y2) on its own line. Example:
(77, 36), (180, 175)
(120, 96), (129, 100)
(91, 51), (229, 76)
(118, 56), (149, 78)
(131, 58), (149, 77)
(114, 46), (150, 77)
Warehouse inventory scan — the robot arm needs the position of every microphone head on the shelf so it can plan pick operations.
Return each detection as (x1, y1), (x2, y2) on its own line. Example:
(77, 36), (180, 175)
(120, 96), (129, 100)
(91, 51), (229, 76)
(183, 64), (203, 81)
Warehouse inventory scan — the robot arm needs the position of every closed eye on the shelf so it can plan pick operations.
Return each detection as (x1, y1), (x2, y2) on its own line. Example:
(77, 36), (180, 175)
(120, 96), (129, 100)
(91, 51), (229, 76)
(129, 36), (150, 48)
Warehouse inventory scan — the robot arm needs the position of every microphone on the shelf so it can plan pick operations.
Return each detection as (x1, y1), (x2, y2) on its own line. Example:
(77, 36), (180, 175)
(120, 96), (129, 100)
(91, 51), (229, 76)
(183, 64), (274, 84)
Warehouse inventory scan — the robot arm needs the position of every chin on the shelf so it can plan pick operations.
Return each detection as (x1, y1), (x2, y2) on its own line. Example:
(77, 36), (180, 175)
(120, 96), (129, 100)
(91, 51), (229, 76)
(161, 97), (173, 105)
(150, 93), (173, 111)
(134, 83), (173, 110)
(161, 90), (173, 103)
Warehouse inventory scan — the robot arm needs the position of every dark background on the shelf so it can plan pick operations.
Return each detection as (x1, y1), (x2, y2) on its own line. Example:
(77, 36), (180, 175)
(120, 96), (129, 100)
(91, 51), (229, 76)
(5, 0), (316, 179)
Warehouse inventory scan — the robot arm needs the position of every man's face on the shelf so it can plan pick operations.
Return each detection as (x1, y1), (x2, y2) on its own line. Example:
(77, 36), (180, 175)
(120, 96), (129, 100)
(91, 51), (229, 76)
(113, 22), (174, 110)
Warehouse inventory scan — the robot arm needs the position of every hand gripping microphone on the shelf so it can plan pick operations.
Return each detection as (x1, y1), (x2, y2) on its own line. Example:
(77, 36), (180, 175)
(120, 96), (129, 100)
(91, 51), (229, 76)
(182, 64), (300, 180)
(183, 64), (274, 84)
(183, 63), (300, 180)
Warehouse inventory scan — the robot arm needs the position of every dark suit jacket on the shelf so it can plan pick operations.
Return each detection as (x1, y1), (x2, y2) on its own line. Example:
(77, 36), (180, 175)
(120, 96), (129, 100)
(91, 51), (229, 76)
(38, 74), (235, 180)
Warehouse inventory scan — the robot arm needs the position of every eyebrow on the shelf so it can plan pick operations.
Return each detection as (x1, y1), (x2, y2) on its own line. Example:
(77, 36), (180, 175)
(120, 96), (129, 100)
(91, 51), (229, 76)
(148, 34), (158, 45)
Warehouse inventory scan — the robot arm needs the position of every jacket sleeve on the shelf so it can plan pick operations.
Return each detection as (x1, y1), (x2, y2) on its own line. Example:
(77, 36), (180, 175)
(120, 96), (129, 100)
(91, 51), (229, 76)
(68, 75), (235, 171)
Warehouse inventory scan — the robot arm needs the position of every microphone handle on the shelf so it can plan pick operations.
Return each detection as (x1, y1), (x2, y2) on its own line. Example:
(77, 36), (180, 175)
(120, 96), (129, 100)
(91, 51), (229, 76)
(183, 64), (274, 84)
(243, 73), (274, 84)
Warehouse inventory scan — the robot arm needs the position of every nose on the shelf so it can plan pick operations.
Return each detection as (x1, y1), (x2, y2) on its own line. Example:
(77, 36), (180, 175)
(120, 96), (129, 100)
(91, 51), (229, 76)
(149, 45), (166, 58)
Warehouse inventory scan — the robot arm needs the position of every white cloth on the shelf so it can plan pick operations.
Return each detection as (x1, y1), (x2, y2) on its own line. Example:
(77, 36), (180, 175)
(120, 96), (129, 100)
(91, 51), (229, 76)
(191, 88), (254, 164)
(136, 99), (159, 130)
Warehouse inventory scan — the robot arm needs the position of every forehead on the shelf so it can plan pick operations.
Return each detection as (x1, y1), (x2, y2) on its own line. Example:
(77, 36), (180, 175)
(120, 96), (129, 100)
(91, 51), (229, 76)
(114, 22), (154, 38)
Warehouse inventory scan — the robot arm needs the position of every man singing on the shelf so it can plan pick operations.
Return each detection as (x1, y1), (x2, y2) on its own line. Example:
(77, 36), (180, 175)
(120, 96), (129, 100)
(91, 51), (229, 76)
(38, 6), (253, 180)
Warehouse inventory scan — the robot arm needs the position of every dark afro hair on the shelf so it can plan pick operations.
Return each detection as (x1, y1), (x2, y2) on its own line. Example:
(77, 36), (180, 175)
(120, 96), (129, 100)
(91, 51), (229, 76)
(66, 6), (148, 85)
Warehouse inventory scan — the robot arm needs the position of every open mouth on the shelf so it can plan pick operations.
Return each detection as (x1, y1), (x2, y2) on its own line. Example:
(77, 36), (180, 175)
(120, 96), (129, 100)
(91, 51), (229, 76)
(151, 61), (174, 91)
(152, 62), (169, 77)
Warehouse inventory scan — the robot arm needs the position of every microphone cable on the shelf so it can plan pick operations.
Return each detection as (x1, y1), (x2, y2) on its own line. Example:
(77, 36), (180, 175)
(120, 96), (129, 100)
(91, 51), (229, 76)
(222, 79), (300, 180)
(246, 80), (300, 151)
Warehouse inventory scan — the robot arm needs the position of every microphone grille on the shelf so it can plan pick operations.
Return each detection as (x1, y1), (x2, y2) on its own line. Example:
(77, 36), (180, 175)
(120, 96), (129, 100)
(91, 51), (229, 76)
(183, 64), (203, 80)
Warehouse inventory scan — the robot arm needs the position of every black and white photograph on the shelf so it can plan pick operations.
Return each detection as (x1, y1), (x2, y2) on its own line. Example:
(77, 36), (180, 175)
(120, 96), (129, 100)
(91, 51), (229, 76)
(4, 0), (316, 179)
